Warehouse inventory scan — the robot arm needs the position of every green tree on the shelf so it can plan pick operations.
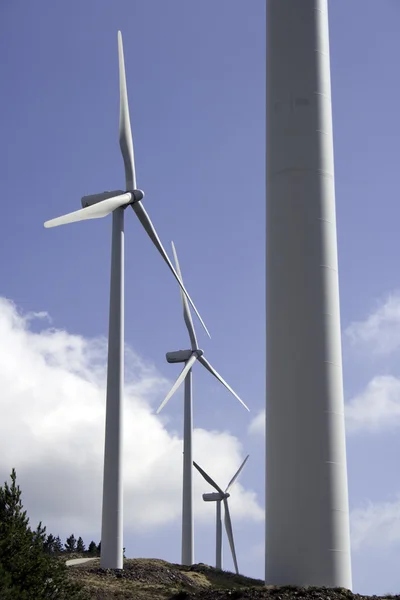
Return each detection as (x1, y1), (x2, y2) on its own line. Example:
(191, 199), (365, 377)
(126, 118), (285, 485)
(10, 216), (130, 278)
(0, 469), (88, 599)
(43, 534), (55, 554)
(76, 537), (85, 553)
(65, 534), (77, 553)
(0, 468), (35, 587)
(0, 561), (28, 599)
(53, 535), (63, 554)
(87, 541), (97, 556)
(97, 541), (101, 556)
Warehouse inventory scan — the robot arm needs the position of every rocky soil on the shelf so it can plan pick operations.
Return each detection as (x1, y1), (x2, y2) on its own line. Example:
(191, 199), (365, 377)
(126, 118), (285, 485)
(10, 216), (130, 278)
(66, 558), (399, 600)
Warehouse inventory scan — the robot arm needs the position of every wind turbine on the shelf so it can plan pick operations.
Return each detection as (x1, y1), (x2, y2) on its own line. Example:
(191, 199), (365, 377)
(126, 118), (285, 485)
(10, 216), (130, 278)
(43, 32), (209, 570)
(266, 0), (352, 588)
(193, 455), (249, 575)
(156, 242), (249, 567)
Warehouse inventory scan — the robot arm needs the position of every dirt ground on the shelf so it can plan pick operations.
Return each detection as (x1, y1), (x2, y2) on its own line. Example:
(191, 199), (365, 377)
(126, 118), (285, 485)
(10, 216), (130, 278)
(66, 558), (399, 600)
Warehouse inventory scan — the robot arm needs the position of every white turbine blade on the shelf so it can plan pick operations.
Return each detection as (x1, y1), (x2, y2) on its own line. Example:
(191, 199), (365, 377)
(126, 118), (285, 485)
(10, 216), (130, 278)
(156, 353), (198, 414)
(223, 499), (239, 575)
(44, 193), (132, 228)
(118, 31), (136, 191)
(225, 455), (250, 493)
(197, 355), (249, 412)
(171, 241), (198, 350)
(132, 201), (211, 339)
(193, 461), (224, 494)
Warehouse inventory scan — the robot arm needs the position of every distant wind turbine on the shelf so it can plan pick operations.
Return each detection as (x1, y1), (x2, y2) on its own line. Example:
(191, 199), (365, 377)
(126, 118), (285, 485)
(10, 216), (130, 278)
(156, 241), (249, 566)
(193, 456), (249, 575)
(43, 32), (209, 570)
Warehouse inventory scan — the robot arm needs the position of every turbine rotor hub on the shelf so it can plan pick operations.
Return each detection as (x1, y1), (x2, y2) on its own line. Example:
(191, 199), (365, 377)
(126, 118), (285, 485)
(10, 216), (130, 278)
(126, 189), (145, 205)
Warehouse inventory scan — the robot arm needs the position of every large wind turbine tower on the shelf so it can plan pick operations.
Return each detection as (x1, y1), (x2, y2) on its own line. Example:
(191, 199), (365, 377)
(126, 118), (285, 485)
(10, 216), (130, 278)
(266, 0), (352, 589)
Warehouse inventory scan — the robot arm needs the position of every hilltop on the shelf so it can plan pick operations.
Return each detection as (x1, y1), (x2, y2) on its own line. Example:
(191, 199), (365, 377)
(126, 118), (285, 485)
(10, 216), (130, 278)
(65, 557), (399, 600)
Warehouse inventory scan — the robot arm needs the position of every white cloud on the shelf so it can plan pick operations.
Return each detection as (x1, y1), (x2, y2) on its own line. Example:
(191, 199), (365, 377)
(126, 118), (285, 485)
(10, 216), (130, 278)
(351, 495), (400, 552)
(342, 292), (400, 433)
(345, 292), (400, 356)
(345, 375), (400, 434)
(0, 297), (263, 542)
(248, 411), (265, 436)
(344, 293), (400, 558)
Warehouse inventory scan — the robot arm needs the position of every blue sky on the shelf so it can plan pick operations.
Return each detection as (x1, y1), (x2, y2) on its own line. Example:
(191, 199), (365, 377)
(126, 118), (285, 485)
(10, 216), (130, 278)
(0, 0), (400, 595)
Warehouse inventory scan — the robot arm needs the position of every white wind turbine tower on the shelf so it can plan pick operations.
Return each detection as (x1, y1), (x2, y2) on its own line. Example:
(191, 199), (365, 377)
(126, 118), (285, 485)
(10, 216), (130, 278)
(156, 241), (249, 566)
(193, 456), (249, 575)
(266, 0), (352, 589)
(43, 32), (209, 570)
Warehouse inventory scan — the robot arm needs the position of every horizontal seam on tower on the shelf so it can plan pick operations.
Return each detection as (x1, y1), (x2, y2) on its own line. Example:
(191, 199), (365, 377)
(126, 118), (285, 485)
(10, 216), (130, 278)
(270, 168), (334, 178)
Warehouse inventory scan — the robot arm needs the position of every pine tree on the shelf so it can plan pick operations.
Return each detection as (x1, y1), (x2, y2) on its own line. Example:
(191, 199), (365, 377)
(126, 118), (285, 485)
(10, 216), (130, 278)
(97, 541), (101, 556)
(0, 468), (34, 585)
(87, 541), (97, 556)
(53, 535), (63, 554)
(76, 536), (85, 554)
(43, 533), (55, 554)
(0, 561), (28, 599)
(65, 534), (77, 553)
(0, 469), (88, 599)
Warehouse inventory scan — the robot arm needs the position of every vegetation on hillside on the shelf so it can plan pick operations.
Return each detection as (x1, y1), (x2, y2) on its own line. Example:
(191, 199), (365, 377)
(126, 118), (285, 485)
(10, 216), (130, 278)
(0, 468), (88, 599)
(1, 468), (398, 599)
(65, 558), (400, 600)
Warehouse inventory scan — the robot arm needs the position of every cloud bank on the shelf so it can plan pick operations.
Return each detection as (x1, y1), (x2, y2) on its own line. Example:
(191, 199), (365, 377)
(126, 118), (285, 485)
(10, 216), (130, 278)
(345, 375), (400, 434)
(0, 297), (263, 542)
(344, 293), (400, 434)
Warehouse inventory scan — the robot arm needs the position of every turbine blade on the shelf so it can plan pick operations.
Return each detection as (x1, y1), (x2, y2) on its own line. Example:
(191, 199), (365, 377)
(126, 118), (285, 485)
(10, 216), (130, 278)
(223, 499), (239, 575)
(192, 461), (224, 495)
(156, 353), (198, 414)
(197, 356), (250, 412)
(118, 31), (136, 191)
(171, 241), (198, 350)
(44, 193), (132, 228)
(132, 201), (211, 339)
(225, 455), (250, 493)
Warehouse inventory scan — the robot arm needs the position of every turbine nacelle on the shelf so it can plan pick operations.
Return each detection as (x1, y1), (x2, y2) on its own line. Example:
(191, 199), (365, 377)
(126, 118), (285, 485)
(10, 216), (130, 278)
(157, 246), (249, 414)
(81, 189), (144, 209)
(166, 349), (204, 364)
(202, 492), (230, 502)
